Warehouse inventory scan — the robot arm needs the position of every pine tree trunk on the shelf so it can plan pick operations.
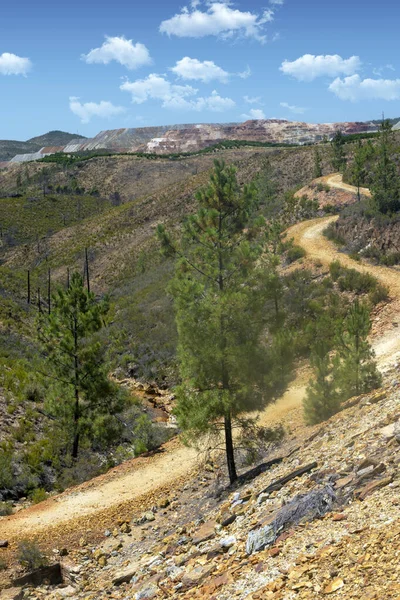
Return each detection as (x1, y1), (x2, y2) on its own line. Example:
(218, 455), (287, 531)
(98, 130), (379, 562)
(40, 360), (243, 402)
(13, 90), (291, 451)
(224, 412), (237, 484)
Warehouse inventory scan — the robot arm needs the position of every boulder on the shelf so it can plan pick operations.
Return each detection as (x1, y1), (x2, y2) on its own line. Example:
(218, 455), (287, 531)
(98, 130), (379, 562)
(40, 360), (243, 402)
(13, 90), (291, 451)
(13, 563), (63, 587)
(112, 562), (139, 585)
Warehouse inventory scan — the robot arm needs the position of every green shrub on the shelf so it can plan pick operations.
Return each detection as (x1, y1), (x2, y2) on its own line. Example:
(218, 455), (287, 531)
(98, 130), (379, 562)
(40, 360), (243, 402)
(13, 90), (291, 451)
(329, 260), (342, 281)
(0, 501), (13, 516)
(29, 488), (47, 505)
(286, 245), (306, 263)
(369, 285), (389, 305)
(0, 449), (14, 489)
(323, 223), (345, 246)
(349, 251), (361, 262)
(337, 269), (377, 294)
(17, 539), (47, 571)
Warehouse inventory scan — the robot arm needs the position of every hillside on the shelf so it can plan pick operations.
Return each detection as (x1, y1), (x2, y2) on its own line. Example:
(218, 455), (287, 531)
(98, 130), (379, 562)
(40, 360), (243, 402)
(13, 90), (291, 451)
(1, 194), (400, 598)
(0, 131), (86, 162)
(1, 119), (378, 164)
(0, 134), (399, 597)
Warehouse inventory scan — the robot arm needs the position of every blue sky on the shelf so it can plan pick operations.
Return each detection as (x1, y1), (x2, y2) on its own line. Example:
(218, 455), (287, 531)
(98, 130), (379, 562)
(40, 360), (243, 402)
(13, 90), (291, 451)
(1, 0), (400, 140)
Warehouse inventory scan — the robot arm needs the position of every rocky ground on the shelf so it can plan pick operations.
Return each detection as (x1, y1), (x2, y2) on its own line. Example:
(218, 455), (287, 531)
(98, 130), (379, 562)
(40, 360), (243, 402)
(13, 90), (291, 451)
(2, 373), (399, 600)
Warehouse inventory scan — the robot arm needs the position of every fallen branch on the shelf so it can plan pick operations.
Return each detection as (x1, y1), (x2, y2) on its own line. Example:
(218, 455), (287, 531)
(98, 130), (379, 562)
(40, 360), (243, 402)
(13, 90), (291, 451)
(260, 462), (318, 495)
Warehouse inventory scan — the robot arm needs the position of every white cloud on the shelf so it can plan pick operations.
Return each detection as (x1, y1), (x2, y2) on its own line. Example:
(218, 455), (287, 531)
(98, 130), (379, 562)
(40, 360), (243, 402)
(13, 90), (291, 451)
(69, 97), (126, 123)
(82, 36), (152, 70)
(373, 64), (395, 76)
(270, 0), (284, 4)
(121, 74), (234, 112)
(280, 101), (306, 114)
(329, 75), (400, 102)
(244, 95), (262, 104)
(159, 1), (277, 43)
(171, 57), (229, 83)
(0, 52), (32, 76)
(280, 54), (361, 82)
(242, 108), (266, 120)
(238, 66), (252, 79)
(120, 74), (198, 105)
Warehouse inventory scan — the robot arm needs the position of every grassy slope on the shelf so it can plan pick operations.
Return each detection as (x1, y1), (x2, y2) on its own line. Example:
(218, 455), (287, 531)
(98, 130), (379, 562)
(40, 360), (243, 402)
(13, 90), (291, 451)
(0, 144), (324, 381)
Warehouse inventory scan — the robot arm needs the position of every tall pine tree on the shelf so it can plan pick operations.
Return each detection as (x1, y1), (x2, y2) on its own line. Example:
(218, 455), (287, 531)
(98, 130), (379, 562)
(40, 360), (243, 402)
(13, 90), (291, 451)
(38, 273), (125, 458)
(336, 299), (381, 398)
(371, 119), (400, 213)
(331, 130), (347, 173)
(158, 160), (293, 483)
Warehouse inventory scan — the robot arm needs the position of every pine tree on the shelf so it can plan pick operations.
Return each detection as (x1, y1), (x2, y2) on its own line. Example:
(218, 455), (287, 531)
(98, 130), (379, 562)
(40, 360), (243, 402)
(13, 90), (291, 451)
(371, 119), (400, 213)
(331, 130), (347, 173)
(158, 160), (293, 483)
(38, 273), (125, 458)
(351, 140), (366, 201)
(313, 147), (323, 179)
(303, 340), (341, 425)
(336, 300), (381, 398)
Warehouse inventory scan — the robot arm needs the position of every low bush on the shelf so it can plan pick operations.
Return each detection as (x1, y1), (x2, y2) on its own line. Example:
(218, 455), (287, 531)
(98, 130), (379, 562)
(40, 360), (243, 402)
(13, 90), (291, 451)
(18, 540), (47, 570)
(0, 501), (13, 516)
(337, 269), (377, 294)
(29, 488), (47, 505)
(369, 285), (389, 305)
(323, 223), (346, 246)
(286, 245), (306, 263)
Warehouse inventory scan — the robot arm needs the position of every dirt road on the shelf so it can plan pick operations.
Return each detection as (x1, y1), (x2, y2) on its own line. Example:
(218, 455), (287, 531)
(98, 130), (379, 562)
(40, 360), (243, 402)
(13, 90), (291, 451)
(1, 174), (398, 545)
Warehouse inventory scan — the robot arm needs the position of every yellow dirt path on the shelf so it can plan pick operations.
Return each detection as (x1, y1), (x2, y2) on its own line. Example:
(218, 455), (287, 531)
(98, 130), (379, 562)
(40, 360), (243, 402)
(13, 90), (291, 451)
(1, 174), (398, 545)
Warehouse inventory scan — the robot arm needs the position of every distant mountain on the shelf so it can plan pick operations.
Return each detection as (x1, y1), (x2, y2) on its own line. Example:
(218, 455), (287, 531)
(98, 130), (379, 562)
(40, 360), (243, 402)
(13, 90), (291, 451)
(0, 131), (86, 162)
(27, 130), (86, 147)
(2, 120), (380, 163)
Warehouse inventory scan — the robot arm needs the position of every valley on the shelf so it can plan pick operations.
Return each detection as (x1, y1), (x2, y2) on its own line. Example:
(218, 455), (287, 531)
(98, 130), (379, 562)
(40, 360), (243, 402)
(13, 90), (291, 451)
(1, 126), (400, 599)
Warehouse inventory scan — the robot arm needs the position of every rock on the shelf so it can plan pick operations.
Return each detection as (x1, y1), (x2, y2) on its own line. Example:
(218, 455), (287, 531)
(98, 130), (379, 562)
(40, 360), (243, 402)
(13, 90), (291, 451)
(120, 522), (131, 534)
(221, 514), (236, 528)
(104, 530), (111, 537)
(331, 513), (347, 522)
(220, 535), (236, 549)
(13, 563), (63, 587)
(192, 520), (216, 545)
(355, 476), (393, 501)
(257, 493), (270, 505)
(144, 511), (155, 522)
(0, 588), (24, 600)
(112, 562), (139, 585)
(380, 421), (400, 440)
(56, 586), (77, 598)
(181, 565), (215, 589)
(59, 548), (68, 557)
(0, 540), (9, 548)
(323, 578), (344, 594)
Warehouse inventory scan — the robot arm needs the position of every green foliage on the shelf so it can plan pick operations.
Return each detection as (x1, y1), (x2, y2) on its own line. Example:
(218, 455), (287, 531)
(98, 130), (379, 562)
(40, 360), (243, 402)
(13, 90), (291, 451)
(0, 501), (13, 516)
(286, 244), (306, 264)
(159, 160), (295, 483)
(0, 447), (14, 489)
(371, 120), (400, 214)
(336, 300), (382, 398)
(37, 272), (126, 458)
(304, 300), (381, 424)
(331, 130), (347, 172)
(323, 223), (346, 246)
(38, 139), (299, 167)
(17, 539), (47, 571)
(313, 147), (322, 179)
(303, 340), (341, 425)
(29, 487), (47, 504)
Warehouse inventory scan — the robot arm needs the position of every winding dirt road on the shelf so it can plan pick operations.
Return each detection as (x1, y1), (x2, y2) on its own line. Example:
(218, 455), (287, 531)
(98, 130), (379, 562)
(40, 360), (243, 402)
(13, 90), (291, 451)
(1, 174), (399, 548)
